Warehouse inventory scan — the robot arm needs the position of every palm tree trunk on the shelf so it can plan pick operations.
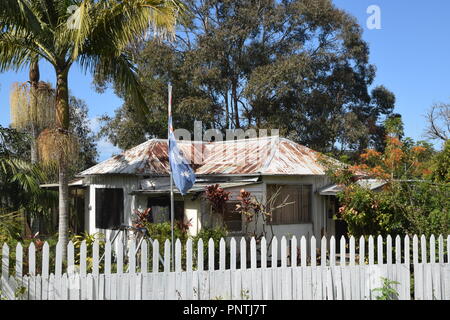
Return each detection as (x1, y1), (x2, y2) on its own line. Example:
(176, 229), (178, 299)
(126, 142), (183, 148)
(30, 128), (39, 164)
(58, 160), (69, 259)
(55, 68), (70, 259)
(29, 61), (40, 164)
(56, 69), (70, 129)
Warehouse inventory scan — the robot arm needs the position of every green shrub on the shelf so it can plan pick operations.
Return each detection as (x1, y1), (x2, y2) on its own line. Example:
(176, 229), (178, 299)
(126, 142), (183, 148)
(192, 226), (228, 270)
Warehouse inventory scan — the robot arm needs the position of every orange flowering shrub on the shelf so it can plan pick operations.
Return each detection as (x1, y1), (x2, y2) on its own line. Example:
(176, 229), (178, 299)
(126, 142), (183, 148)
(321, 134), (448, 237)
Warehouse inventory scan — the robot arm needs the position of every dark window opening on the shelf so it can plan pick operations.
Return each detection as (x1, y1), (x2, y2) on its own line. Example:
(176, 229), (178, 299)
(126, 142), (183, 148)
(223, 202), (242, 232)
(95, 188), (124, 230)
(147, 197), (184, 224)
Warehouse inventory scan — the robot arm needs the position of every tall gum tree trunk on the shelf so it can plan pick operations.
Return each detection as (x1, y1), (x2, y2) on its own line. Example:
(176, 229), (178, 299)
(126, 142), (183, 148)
(29, 61), (40, 164)
(232, 79), (240, 129)
(56, 68), (70, 260)
(58, 161), (69, 256)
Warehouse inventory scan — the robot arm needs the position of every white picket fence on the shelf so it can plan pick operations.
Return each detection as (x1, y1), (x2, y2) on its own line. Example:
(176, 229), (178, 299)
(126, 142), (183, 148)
(0, 235), (449, 300)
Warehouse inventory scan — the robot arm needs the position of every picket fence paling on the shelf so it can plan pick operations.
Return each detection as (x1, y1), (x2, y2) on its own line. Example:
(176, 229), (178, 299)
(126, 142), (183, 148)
(271, 237), (278, 268)
(230, 238), (236, 270)
(250, 238), (257, 269)
(404, 235), (410, 266)
(290, 236), (297, 268)
(421, 235), (427, 264)
(152, 240), (159, 273)
(359, 236), (365, 265)
(321, 236), (327, 266)
(330, 236), (336, 266)
(395, 236), (401, 264)
(175, 239), (182, 272)
(185, 239), (192, 272)
(349, 237), (355, 266)
(386, 235), (392, 265)
(164, 240), (170, 272)
(197, 239), (203, 271)
(377, 235), (383, 265)
(280, 237), (287, 268)
(300, 236), (307, 267)
(208, 238), (214, 271)
(310, 236), (316, 267)
(28, 242), (35, 276)
(438, 235), (444, 264)
(16, 243), (23, 278)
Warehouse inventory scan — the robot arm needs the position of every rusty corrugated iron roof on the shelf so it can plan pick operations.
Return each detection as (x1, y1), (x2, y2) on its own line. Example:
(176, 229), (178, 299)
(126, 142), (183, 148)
(78, 136), (329, 177)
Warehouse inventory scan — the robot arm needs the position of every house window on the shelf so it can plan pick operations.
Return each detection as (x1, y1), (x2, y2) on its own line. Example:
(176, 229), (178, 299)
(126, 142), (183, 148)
(268, 185), (312, 225)
(147, 197), (184, 224)
(223, 202), (242, 233)
(95, 188), (124, 230)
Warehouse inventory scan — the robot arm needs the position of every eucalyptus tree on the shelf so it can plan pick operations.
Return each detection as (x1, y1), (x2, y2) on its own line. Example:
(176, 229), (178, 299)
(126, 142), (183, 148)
(0, 0), (183, 256)
(100, 0), (396, 155)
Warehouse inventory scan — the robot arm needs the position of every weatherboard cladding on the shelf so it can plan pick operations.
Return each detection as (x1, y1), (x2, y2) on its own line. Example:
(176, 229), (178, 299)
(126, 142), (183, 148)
(78, 136), (327, 177)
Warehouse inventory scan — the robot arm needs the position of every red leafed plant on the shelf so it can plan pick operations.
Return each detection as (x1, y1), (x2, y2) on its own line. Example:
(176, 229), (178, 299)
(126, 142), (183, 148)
(204, 184), (231, 214)
(132, 208), (152, 229)
(177, 218), (193, 233)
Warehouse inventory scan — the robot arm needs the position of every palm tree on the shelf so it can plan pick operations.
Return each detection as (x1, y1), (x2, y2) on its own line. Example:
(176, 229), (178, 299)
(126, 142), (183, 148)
(10, 61), (55, 164)
(0, 0), (183, 258)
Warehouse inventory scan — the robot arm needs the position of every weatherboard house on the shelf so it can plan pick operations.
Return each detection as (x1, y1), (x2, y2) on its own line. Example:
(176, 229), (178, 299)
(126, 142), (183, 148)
(61, 136), (382, 243)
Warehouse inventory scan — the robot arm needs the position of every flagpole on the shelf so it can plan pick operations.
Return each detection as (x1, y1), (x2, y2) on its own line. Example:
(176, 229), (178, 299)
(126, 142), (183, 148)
(168, 84), (175, 272)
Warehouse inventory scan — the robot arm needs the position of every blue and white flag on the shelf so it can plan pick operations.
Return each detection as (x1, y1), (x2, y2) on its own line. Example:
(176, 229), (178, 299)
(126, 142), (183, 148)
(168, 86), (196, 195)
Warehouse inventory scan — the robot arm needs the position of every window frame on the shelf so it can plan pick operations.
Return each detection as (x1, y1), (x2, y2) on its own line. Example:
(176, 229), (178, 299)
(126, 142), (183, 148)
(267, 184), (313, 225)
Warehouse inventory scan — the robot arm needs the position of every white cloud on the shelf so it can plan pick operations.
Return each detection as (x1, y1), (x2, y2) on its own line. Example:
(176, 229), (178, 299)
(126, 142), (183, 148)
(97, 139), (121, 162)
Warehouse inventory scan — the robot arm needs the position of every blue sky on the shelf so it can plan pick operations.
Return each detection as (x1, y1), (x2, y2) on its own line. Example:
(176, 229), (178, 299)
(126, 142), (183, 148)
(1, 0), (449, 161)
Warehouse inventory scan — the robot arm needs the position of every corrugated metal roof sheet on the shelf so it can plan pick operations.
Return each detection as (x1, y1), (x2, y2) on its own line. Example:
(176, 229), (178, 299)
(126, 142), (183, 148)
(319, 179), (388, 196)
(79, 136), (329, 177)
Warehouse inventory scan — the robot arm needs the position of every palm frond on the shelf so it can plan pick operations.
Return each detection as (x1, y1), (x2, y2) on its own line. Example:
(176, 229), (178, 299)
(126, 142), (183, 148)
(0, 0), (43, 34)
(0, 30), (37, 72)
(0, 157), (46, 193)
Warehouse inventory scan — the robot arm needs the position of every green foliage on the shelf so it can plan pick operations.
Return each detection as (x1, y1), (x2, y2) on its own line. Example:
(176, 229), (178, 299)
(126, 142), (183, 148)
(325, 130), (449, 238)
(431, 140), (450, 183)
(192, 227), (228, 246)
(0, 209), (22, 243)
(99, 0), (395, 156)
(372, 277), (400, 300)
(70, 232), (105, 271)
(144, 221), (189, 245)
(192, 226), (228, 270)
(0, 126), (57, 239)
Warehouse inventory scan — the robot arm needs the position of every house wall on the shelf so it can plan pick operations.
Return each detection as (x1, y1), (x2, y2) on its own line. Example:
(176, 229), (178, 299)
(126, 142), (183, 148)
(84, 174), (335, 248)
(195, 176), (333, 241)
(261, 175), (332, 241)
